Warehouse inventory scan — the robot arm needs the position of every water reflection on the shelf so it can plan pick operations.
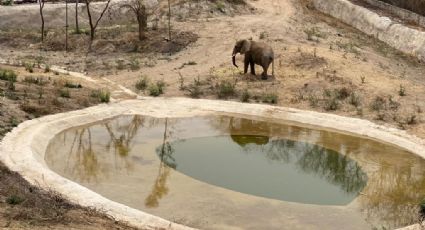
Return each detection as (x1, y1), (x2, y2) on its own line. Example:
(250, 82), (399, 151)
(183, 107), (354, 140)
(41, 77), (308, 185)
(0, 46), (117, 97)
(145, 118), (176, 208)
(45, 115), (425, 229)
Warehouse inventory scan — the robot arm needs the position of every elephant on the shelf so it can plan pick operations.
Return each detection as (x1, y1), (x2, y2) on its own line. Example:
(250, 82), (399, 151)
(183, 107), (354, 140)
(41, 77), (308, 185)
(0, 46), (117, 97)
(232, 39), (274, 80)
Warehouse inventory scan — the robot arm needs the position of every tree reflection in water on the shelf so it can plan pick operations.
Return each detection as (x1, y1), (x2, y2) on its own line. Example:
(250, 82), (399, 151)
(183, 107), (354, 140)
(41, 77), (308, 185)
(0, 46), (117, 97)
(65, 116), (145, 182)
(218, 116), (425, 229)
(145, 118), (177, 208)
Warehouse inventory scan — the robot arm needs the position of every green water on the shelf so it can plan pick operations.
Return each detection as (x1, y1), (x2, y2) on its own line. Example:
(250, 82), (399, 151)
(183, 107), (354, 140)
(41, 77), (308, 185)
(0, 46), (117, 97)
(160, 135), (367, 205)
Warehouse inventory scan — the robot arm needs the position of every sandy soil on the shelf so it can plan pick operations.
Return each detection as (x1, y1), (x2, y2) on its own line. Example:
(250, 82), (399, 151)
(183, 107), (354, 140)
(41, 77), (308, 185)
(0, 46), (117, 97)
(1, 0), (425, 228)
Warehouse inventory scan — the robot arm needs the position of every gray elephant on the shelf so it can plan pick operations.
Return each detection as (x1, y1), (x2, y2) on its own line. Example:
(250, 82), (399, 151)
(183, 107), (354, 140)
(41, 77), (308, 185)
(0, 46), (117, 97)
(232, 39), (274, 80)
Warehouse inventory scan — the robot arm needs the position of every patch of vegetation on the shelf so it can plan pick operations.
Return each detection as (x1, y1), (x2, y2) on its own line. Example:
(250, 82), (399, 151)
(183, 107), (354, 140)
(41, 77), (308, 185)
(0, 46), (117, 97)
(348, 92), (361, 107)
(59, 89), (71, 98)
(148, 80), (166, 97)
(116, 60), (125, 70)
(6, 194), (24, 205)
(217, 80), (236, 99)
(304, 27), (327, 41)
(23, 76), (48, 85)
(24, 62), (34, 73)
(262, 93), (278, 104)
(135, 75), (149, 91)
(64, 82), (82, 88)
(91, 89), (110, 103)
(398, 84), (406, 96)
(0, 69), (17, 82)
(186, 77), (203, 98)
(130, 58), (140, 71)
(370, 96), (387, 111)
(241, 89), (251, 102)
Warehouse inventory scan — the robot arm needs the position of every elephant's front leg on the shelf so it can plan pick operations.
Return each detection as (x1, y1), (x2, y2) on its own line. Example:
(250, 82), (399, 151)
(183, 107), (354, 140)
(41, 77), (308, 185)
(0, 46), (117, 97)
(250, 59), (256, 76)
(244, 56), (249, 74)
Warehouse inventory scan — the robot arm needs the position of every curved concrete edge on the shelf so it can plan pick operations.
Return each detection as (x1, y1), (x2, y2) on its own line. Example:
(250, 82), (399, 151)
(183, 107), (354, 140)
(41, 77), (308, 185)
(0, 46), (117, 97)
(312, 0), (425, 62)
(1, 97), (425, 230)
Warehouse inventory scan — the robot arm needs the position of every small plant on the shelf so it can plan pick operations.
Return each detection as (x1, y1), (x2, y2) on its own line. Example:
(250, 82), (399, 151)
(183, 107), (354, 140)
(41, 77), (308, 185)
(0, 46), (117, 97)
(116, 60), (125, 70)
(24, 62), (34, 73)
(99, 90), (110, 102)
(324, 96), (339, 111)
(23, 76), (47, 85)
(217, 80), (236, 99)
(185, 77), (203, 98)
(370, 96), (386, 111)
(360, 76), (366, 84)
(308, 94), (318, 107)
(130, 58), (140, 71)
(10, 116), (19, 127)
(1, 0), (13, 5)
(148, 84), (161, 96)
(178, 73), (185, 91)
(7, 81), (15, 91)
(186, 61), (197, 65)
(64, 82), (82, 88)
(0, 69), (17, 82)
(6, 195), (24, 205)
(59, 89), (71, 98)
(398, 84), (406, 96)
(135, 76), (149, 91)
(240, 89), (251, 102)
(388, 96), (400, 110)
(262, 93), (278, 104)
(348, 92), (361, 107)
(259, 31), (267, 40)
(406, 113), (417, 125)
(148, 80), (166, 97)
(44, 64), (50, 73)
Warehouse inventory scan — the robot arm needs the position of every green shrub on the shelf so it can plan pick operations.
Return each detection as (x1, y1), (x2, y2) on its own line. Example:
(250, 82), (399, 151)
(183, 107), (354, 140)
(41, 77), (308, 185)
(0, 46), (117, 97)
(348, 92), (361, 107)
(98, 90), (110, 103)
(59, 89), (71, 98)
(23, 76), (48, 85)
(148, 80), (166, 96)
(24, 62), (34, 73)
(44, 64), (50, 73)
(370, 96), (386, 111)
(64, 82), (82, 88)
(0, 69), (17, 82)
(399, 84), (406, 96)
(6, 195), (23, 205)
(217, 80), (236, 98)
(130, 58), (140, 71)
(135, 76), (149, 91)
(148, 84), (161, 96)
(262, 93), (278, 104)
(241, 89), (251, 102)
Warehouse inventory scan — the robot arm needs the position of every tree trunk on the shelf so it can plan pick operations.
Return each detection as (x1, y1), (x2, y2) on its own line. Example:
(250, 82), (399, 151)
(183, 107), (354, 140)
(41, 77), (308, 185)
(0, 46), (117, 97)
(167, 0), (171, 41)
(137, 7), (147, 41)
(75, 0), (79, 32)
(39, 0), (45, 42)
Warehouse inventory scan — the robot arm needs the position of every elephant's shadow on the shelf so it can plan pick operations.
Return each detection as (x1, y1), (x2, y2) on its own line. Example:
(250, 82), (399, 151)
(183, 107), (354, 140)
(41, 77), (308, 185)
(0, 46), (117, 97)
(240, 73), (277, 82)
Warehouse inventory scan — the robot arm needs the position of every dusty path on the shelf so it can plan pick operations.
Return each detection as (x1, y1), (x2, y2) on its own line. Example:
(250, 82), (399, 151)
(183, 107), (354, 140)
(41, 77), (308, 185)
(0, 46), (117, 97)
(104, 0), (298, 95)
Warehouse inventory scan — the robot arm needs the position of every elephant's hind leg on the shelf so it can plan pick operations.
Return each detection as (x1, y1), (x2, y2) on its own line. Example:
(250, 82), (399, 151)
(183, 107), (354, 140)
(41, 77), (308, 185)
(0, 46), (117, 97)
(261, 64), (269, 80)
(250, 59), (256, 76)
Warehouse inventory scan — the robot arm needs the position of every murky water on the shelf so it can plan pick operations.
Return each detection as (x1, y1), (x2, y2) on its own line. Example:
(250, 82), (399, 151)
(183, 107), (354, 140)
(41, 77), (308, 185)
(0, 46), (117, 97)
(45, 115), (425, 230)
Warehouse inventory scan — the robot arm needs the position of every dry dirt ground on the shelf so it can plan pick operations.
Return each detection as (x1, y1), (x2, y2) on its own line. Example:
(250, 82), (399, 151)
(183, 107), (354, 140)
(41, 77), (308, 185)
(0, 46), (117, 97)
(1, 0), (425, 229)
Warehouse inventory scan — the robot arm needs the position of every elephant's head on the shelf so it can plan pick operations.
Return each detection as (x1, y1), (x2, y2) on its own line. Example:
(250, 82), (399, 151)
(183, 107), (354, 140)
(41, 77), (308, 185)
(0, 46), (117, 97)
(232, 39), (251, 68)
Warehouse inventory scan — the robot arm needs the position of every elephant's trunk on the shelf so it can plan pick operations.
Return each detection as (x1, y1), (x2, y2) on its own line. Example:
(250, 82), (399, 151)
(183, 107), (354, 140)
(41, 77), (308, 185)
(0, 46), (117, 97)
(232, 49), (238, 68)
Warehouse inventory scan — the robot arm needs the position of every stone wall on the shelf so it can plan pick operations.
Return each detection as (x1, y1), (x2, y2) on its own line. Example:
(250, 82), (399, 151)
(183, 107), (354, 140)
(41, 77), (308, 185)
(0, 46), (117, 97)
(313, 0), (425, 62)
(363, 0), (425, 28)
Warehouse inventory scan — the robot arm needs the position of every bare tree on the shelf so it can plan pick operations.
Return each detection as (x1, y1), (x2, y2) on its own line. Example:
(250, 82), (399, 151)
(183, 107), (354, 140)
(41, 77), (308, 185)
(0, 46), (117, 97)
(121, 0), (148, 41)
(167, 0), (171, 41)
(84, 0), (112, 41)
(38, 0), (45, 42)
(75, 0), (80, 33)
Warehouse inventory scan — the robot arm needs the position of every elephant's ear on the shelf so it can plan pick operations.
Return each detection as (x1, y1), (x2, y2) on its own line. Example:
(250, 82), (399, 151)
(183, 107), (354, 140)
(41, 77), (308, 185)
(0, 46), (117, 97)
(240, 40), (251, 54)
